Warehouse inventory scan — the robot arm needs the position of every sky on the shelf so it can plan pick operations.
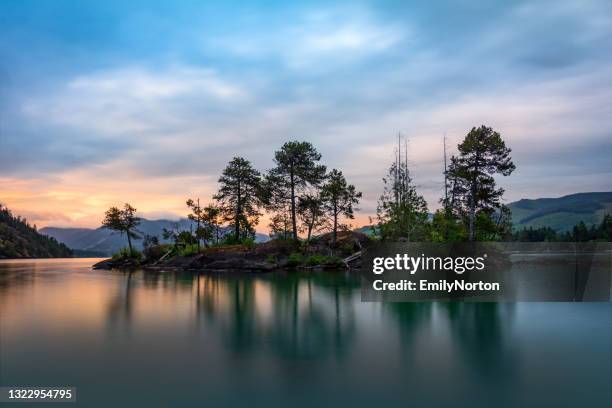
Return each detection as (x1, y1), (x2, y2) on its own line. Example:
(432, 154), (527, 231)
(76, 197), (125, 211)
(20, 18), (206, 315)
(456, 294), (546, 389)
(1, 0), (611, 230)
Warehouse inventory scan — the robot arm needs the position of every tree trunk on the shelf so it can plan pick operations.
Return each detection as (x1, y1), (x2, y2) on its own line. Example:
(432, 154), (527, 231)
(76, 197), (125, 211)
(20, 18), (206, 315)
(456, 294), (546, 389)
(307, 220), (313, 242)
(290, 170), (297, 241)
(468, 167), (478, 242)
(126, 229), (133, 253)
(235, 183), (241, 240)
(332, 202), (338, 244)
(196, 220), (201, 250)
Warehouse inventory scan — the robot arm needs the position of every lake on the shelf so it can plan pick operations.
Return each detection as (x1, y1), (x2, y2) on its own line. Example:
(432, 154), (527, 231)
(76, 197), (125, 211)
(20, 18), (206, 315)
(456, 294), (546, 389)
(0, 259), (610, 407)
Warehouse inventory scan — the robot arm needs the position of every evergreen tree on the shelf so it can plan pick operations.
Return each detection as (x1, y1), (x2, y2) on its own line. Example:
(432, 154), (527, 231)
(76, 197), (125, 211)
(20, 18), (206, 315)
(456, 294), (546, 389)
(268, 141), (326, 240)
(448, 126), (515, 241)
(320, 169), (362, 244)
(268, 211), (293, 240)
(297, 193), (327, 241)
(102, 203), (140, 253)
(214, 157), (263, 241)
(202, 204), (224, 245)
(186, 198), (206, 249)
(375, 138), (429, 241)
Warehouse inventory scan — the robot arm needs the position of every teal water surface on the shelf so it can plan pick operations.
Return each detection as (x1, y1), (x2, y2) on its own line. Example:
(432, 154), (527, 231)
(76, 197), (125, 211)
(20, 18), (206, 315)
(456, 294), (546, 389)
(0, 259), (610, 407)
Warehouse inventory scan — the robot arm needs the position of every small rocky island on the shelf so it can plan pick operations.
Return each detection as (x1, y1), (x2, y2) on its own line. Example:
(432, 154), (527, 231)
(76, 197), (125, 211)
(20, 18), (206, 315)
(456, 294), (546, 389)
(93, 231), (370, 272)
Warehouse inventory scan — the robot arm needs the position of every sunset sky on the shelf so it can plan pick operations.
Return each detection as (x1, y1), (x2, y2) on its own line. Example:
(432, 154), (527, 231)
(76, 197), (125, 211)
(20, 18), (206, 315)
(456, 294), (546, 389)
(1, 0), (611, 231)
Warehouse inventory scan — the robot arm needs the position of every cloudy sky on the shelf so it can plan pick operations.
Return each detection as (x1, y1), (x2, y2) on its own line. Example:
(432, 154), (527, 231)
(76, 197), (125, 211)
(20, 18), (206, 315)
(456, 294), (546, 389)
(1, 0), (611, 230)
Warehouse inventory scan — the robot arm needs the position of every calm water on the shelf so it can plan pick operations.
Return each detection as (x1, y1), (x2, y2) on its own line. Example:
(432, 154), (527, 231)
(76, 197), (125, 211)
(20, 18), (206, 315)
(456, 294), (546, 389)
(0, 259), (610, 407)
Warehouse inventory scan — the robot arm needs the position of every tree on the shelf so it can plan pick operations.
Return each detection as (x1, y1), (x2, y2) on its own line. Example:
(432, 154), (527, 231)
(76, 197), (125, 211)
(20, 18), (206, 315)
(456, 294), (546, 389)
(214, 157), (263, 241)
(186, 198), (206, 250)
(320, 169), (362, 244)
(202, 204), (224, 245)
(375, 137), (429, 241)
(297, 193), (328, 241)
(102, 203), (140, 253)
(449, 126), (515, 241)
(268, 141), (327, 240)
(268, 211), (293, 240)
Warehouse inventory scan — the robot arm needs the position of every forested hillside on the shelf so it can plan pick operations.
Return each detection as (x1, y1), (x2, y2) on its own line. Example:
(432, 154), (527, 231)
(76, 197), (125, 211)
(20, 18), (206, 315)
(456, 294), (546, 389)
(0, 204), (72, 258)
(508, 192), (612, 231)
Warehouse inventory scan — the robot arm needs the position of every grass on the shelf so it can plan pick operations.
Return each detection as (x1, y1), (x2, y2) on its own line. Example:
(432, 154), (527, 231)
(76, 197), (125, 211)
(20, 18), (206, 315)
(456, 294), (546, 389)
(112, 247), (142, 260)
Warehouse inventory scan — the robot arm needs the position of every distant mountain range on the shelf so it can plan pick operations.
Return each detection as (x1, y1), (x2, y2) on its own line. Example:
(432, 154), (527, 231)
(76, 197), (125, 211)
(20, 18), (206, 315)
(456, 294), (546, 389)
(507, 192), (612, 231)
(356, 192), (612, 235)
(41, 218), (270, 256)
(40, 192), (611, 255)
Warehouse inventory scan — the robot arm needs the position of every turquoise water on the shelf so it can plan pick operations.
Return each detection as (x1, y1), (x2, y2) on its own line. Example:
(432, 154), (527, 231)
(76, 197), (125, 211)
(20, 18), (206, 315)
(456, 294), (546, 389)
(0, 259), (610, 407)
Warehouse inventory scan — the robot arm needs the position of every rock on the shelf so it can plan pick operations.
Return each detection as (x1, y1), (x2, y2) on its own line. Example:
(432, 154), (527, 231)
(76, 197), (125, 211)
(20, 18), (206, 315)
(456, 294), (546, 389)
(92, 257), (140, 270)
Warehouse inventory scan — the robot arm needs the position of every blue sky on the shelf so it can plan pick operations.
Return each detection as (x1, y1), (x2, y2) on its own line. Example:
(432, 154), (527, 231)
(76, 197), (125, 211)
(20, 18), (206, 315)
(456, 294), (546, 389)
(1, 0), (611, 228)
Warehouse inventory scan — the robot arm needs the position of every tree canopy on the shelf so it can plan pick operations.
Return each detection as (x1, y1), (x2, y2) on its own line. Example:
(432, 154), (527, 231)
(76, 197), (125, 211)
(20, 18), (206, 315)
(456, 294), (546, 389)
(213, 157), (263, 241)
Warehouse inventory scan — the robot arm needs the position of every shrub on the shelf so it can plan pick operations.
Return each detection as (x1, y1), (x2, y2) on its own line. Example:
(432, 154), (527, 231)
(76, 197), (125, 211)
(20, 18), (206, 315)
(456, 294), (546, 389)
(266, 254), (278, 264)
(305, 254), (327, 266)
(112, 247), (142, 260)
(241, 237), (256, 249)
(221, 234), (256, 248)
(323, 255), (344, 267)
(286, 252), (304, 267)
(304, 254), (345, 267)
(340, 242), (357, 256)
(178, 243), (200, 257)
(143, 244), (172, 261)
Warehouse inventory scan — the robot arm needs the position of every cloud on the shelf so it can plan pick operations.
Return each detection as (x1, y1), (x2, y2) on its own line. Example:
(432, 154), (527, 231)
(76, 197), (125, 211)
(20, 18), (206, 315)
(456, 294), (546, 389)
(22, 66), (247, 135)
(209, 8), (405, 68)
(1, 0), (611, 229)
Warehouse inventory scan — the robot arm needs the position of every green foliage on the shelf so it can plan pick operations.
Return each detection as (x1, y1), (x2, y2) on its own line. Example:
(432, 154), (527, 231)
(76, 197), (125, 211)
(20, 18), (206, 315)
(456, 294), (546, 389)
(112, 247), (142, 261)
(178, 243), (200, 257)
(297, 193), (328, 241)
(512, 214), (612, 242)
(320, 169), (362, 243)
(340, 242), (356, 256)
(305, 254), (327, 266)
(0, 204), (73, 258)
(446, 125), (515, 241)
(214, 157), (263, 241)
(101, 203), (141, 252)
(430, 210), (467, 242)
(267, 141), (327, 240)
(221, 233), (256, 248)
(375, 153), (430, 241)
(266, 254), (278, 264)
(286, 252), (304, 267)
(300, 254), (345, 267)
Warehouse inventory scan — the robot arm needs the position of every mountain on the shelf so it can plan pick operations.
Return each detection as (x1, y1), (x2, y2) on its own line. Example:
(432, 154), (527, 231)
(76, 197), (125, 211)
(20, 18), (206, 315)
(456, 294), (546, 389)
(0, 204), (72, 259)
(41, 218), (270, 256)
(507, 192), (612, 232)
(356, 192), (612, 235)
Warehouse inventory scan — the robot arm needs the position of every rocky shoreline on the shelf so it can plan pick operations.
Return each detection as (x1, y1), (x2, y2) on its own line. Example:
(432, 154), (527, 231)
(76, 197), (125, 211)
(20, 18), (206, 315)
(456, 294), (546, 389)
(93, 231), (369, 272)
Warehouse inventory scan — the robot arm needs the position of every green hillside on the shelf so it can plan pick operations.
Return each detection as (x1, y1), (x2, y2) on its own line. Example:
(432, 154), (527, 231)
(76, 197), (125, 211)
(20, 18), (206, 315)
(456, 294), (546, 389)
(508, 192), (612, 232)
(0, 204), (73, 258)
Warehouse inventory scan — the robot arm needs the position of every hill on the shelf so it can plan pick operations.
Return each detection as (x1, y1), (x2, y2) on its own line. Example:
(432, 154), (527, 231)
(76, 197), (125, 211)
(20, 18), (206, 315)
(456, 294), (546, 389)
(41, 219), (270, 256)
(0, 204), (72, 259)
(507, 192), (612, 232)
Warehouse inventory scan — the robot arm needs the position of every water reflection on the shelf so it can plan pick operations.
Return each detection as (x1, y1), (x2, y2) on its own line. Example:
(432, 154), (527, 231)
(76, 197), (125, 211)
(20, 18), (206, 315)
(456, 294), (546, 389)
(0, 260), (610, 407)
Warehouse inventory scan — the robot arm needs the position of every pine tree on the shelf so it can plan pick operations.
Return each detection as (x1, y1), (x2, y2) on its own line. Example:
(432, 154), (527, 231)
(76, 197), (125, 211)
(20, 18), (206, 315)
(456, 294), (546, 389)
(267, 141), (326, 240)
(297, 193), (327, 242)
(102, 203), (140, 253)
(213, 157), (263, 241)
(320, 169), (362, 244)
(448, 126), (515, 241)
(375, 136), (429, 241)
